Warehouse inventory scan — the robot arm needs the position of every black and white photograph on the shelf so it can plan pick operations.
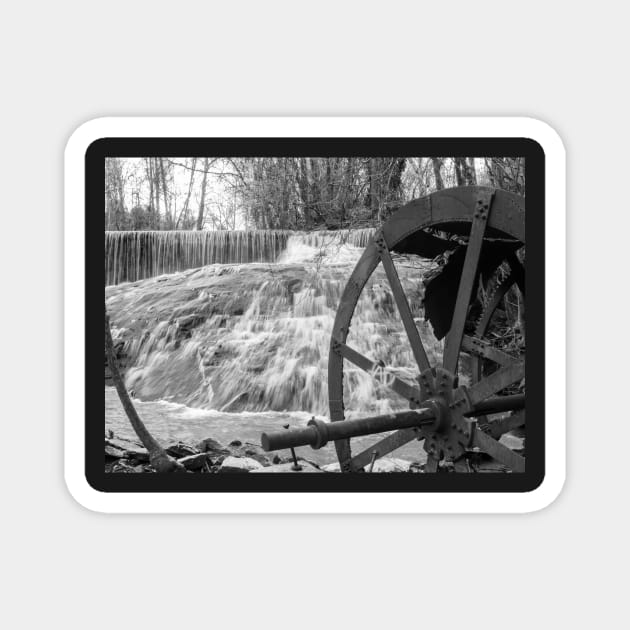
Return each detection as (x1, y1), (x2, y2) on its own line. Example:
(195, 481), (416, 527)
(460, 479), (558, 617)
(103, 154), (528, 476)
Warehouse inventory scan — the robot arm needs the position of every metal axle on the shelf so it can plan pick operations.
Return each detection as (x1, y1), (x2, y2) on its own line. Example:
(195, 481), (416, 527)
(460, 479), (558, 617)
(260, 394), (525, 453)
(261, 407), (438, 452)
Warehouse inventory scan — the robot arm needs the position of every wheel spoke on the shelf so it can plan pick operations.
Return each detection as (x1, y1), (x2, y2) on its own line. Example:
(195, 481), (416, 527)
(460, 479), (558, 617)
(472, 428), (525, 472)
(484, 410), (525, 439)
(349, 427), (420, 470)
(462, 335), (515, 367)
(376, 232), (431, 372)
(468, 393), (525, 416)
(457, 359), (525, 407)
(333, 340), (422, 405)
(443, 191), (493, 373)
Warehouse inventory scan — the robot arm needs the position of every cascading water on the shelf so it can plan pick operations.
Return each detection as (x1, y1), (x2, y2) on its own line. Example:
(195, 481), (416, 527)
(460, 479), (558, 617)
(105, 228), (443, 461)
(105, 228), (375, 285)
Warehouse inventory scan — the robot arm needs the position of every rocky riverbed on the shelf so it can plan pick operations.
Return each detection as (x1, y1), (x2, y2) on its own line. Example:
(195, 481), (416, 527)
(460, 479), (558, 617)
(104, 429), (516, 473)
(104, 430), (424, 473)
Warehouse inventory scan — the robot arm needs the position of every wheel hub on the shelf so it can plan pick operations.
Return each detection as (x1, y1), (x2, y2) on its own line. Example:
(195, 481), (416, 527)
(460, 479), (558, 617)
(417, 368), (474, 463)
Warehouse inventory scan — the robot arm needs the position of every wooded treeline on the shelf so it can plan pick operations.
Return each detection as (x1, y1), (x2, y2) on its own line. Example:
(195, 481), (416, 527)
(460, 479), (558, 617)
(105, 157), (525, 231)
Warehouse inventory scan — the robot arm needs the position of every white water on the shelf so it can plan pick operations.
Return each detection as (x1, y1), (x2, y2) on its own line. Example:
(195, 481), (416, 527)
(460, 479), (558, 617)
(105, 228), (375, 284)
(106, 229), (444, 459)
(105, 386), (428, 466)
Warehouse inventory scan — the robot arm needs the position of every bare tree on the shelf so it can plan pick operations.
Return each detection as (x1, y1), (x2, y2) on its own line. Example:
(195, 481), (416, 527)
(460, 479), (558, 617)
(196, 157), (210, 230)
(175, 157), (196, 229)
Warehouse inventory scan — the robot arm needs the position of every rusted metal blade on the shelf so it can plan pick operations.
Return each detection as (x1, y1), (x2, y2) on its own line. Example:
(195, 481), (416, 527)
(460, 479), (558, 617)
(460, 359), (525, 407)
(349, 427), (420, 470)
(443, 190), (493, 373)
(461, 335), (515, 367)
(506, 251), (526, 297)
(377, 234), (431, 372)
(485, 410), (526, 439)
(334, 340), (422, 405)
(472, 429), (525, 472)
(475, 270), (517, 336)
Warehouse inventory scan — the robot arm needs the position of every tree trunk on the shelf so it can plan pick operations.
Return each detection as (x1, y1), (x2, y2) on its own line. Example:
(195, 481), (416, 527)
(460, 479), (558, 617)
(105, 307), (184, 473)
(176, 157), (196, 229)
(196, 158), (210, 230)
(159, 158), (171, 228)
(431, 158), (444, 190)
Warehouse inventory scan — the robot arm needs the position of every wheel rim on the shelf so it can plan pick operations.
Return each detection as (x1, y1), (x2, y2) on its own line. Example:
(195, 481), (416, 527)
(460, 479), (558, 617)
(328, 186), (526, 472)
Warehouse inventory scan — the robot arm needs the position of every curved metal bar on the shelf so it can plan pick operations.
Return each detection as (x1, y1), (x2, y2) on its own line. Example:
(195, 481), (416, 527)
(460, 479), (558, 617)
(328, 186), (525, 469)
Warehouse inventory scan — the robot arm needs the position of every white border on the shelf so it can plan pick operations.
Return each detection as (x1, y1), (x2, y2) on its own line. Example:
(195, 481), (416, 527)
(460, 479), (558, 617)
(64, 117), (565, 513)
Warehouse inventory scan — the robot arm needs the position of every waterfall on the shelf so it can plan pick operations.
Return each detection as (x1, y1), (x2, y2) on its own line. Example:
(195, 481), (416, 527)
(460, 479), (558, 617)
(106, 231), (445, 417)
(105, 230), (293, 285)
(105, 229), (376, 285)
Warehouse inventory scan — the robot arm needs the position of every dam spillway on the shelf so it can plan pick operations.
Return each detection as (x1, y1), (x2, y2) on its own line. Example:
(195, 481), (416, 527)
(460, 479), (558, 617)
(105, 229), (375, 285)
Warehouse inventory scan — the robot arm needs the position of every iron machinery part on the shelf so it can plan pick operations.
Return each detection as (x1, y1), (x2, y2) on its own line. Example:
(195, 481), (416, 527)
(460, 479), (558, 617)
(260, 393), (525, 455)
(261, 407), (437, 452)
(467, 250), (525, 434)
(327, 186), (526, 473)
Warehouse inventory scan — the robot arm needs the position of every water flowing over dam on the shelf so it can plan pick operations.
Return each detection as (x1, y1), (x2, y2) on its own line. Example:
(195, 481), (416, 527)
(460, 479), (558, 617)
(105, 229), (447, 455)
(106, 230), (441, 414)
(105, 229), (375, 285)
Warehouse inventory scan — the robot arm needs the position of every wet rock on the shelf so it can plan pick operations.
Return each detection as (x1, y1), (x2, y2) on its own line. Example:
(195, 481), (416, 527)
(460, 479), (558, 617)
(175, 314), (207, 339)
(231, 442), (272, 465)
(321, 458), (412, 473)
(251, 461), (323, 473)
(219, 456), (264, 473)
(321, 462), (340, 472)
(124, 447), (149, 462)
(370, 458), (412, 473)
(105, 437), (149, 461)
(105, 444), (126, 459)
(196, 437), (231, 456)
(499, 433), (525, 451)
(178, 453), (210, 470)
(166, 442), (199, 458)
(106, 437), (143, 451)
(110, 459), (141, 473)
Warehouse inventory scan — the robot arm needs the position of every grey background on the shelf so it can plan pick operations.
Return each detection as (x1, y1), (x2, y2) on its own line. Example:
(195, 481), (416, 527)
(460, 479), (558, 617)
(3, 1), (626, 628)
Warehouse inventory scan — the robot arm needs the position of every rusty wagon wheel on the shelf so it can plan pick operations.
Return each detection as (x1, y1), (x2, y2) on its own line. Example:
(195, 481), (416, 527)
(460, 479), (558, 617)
(328, 186), (526, 473)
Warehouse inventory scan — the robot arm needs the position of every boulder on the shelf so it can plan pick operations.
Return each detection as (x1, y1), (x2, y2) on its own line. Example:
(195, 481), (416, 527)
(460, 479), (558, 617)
(178, 453), (210, 471)
(110, 459), (139, 473)
(321, 462), (341, 472)
(231, 442), (272, 465)
(370, 458), (412, 473)
(196, 437), (231, 456)
(105, 444), (126, 459)
(105, 437), (149, 461)
(218, 456), (264, 473)
(250, 461), (322, 473)
(105, 437), (143, 451)
(124, 446), (150, 462)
